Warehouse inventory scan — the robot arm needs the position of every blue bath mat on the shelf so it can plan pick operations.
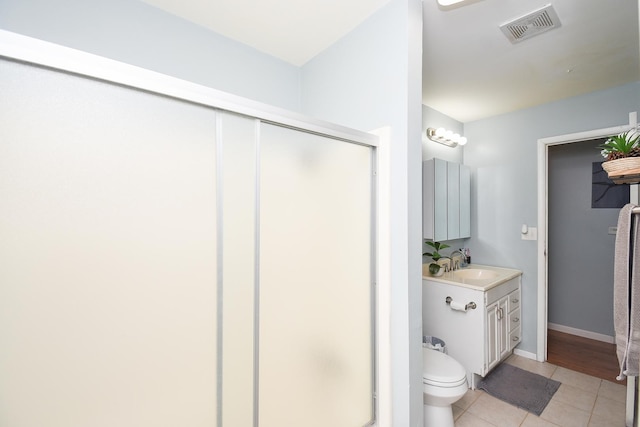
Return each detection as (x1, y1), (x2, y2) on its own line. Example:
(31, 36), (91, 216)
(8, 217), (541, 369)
(477, 363), (560, 416)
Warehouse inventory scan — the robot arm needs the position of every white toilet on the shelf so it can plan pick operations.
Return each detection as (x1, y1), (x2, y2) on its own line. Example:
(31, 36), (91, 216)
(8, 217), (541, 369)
(422, 348), (468, 427)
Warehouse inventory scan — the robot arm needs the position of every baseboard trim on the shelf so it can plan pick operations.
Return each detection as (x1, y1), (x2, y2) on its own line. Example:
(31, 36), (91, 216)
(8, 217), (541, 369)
(513, 348), (538, 361)
(548, 322), (614, 344)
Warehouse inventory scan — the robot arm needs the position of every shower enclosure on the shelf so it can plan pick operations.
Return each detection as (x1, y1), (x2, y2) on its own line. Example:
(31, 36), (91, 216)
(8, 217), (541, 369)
(0, 31), (377, 427)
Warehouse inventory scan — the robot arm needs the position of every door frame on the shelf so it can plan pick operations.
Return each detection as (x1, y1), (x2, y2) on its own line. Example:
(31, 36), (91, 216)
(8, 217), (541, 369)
(535, 112), (638, 362)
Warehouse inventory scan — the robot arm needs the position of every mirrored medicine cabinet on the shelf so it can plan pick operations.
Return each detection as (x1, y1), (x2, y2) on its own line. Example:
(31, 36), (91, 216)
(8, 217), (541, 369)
(423, 158), (470, 241)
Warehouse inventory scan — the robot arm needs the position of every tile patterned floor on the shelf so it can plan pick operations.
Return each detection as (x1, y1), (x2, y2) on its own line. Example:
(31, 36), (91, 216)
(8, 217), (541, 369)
(452, 354), (628, 427)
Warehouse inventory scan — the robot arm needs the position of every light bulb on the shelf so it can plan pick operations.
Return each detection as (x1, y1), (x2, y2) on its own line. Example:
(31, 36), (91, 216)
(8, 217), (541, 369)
(444, 130), (453, 140)
(458, 136), (468, 146)
(435, 127), (446, 138)
(438, 0), (466, 5)
(452, 133), (460, 143)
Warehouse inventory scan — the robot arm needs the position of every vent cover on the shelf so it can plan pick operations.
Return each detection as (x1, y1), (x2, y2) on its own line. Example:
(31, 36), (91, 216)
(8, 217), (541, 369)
(499, 4), (561, 43)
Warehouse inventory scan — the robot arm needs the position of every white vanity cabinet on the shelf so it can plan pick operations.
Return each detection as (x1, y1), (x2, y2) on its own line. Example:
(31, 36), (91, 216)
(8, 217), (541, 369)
(423, 158), (471, 241)
(422, 266), (522, 388)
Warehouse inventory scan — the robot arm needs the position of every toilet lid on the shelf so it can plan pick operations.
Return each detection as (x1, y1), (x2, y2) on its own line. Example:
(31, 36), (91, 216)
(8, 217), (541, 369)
(422, 349), (466, 385)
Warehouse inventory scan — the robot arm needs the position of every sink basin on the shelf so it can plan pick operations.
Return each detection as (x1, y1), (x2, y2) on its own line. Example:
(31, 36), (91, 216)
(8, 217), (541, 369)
(451, 268), (499, 280)
(423, 263), (522, 290)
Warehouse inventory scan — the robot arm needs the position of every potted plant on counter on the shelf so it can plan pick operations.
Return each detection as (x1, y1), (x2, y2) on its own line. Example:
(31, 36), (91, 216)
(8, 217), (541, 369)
(600, 129), (640, 184)
(423, 240), (450, 276)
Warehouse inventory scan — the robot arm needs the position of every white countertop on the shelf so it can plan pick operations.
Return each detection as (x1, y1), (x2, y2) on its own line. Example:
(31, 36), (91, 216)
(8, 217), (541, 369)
(422, 263), (522, 291)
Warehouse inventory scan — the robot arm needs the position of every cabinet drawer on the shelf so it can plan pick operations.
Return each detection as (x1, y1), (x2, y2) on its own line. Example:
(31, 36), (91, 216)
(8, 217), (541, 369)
(509, 308), (521, 332)
(508, 290), (520, 311)
(509, 327), (521, 349)
(486, 277), (519, 305)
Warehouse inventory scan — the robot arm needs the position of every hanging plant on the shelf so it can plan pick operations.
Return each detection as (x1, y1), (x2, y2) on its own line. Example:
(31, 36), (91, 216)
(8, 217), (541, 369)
(600, 129), (640, 184)
(600, 130), (640, 161)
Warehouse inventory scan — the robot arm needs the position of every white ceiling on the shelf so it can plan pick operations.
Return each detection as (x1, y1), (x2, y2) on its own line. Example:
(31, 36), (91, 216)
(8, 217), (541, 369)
(423, 0), (640, 122)
(141, 0), (640, 123)
(139, 0), (391, 66)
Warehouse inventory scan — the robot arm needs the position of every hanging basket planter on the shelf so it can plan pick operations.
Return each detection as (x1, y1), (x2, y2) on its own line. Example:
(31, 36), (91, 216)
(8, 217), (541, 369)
(602, 157), (640, 184)
(602, 157), (640, 174)
(599, 130), (640, 184)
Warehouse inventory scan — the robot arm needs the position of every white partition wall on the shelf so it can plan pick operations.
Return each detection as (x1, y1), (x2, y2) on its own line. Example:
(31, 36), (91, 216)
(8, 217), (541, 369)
(0, 32), (377, 427)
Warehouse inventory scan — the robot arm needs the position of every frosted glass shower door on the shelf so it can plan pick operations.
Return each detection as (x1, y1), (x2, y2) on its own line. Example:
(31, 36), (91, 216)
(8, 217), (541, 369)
(0, 40), (378, 427)
(0, 59), (218, 427)
(258, 123), (374, 427)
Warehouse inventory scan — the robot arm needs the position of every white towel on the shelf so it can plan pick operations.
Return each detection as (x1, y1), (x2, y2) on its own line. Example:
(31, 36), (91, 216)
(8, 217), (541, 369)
(614, 203), (640, 379)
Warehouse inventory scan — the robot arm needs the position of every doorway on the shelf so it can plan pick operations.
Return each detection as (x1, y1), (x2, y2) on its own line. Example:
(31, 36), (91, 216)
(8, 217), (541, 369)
(546, 139), (624, 381)
(536, 112), (639, 363)
(547, 138), (620, 342)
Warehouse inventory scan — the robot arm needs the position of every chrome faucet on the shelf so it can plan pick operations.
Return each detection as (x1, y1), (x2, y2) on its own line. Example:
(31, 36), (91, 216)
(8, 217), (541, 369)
(449, 250), (465, 270)
(437, 256), (452, 272)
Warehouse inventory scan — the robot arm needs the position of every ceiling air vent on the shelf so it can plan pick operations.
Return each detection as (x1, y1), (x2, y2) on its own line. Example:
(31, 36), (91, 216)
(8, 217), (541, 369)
(499, 4), (561, 43)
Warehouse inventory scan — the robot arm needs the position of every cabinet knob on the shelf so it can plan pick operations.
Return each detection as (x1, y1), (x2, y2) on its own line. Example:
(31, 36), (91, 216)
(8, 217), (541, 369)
(512, 298), (519, 303)
(512, 317), (519, 323)
(512, 336), (519, 342)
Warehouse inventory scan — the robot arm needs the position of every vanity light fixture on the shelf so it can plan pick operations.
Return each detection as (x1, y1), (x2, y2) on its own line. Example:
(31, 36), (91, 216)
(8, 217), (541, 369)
(437, 0), (466, 5)
(426, 127), (468, 148)
(436, 0), (483, 7)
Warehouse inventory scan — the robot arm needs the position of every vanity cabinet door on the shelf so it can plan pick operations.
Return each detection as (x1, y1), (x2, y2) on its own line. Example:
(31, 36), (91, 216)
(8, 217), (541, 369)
(486, 302), (499, 371)
(486, 295), (509, 372)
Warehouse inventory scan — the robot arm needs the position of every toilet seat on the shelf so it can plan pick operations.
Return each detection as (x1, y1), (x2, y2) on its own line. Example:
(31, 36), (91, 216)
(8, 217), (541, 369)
(423, 348), (466, 388)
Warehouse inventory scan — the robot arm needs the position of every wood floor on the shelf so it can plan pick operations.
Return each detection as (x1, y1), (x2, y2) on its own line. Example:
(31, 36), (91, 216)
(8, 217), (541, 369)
(547, 329), (625, 384)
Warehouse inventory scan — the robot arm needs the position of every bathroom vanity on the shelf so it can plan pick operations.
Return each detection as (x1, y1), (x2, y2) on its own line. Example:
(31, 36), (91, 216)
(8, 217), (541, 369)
(422, 264), (522, 388)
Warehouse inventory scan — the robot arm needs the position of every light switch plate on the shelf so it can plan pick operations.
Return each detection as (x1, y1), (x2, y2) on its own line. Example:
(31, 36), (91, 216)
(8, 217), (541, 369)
(522, 227), (537, 240)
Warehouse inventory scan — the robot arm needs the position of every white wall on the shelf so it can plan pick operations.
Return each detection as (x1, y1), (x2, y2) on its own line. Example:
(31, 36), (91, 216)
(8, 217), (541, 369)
(301, 1), (424, 425)
(0, 0), (301, 111)
(463, 81), (640, 355)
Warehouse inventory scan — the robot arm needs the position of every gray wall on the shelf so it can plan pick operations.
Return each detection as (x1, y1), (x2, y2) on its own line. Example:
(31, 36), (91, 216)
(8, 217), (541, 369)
(463, 81), (640, 355)
(548, 139), (618, 337)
